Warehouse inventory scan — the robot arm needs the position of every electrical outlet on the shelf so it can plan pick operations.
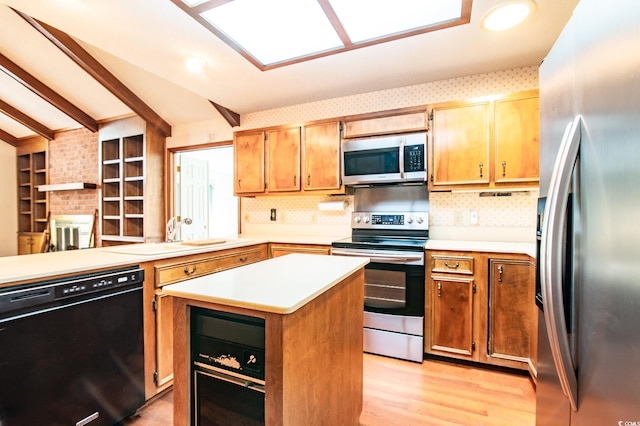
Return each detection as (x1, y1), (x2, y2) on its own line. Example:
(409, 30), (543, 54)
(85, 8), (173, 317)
(470, 211), (479, 225)
(270, 208), (276, 221)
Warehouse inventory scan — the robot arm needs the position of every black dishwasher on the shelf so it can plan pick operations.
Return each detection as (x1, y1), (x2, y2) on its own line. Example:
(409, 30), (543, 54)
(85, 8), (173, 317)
(191, 307), (265, 426)
(0, 266), (145, 426)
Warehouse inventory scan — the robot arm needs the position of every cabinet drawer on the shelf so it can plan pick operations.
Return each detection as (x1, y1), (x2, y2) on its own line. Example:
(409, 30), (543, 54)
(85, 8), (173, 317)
(155, 247), (266, 286)
(431, 255), (474, 275)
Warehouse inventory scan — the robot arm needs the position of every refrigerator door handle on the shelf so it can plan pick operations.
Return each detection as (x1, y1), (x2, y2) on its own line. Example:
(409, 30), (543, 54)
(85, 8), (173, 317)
(540, 114), (582, 411)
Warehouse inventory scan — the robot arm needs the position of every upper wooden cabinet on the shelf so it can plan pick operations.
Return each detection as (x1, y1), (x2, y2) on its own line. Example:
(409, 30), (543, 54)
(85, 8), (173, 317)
(302, 121), (341, 191)
(234, 121), (343, 196)
(268, 126), (301, 192)
(343, 110), (428, 138)
(430, 90), (539, 191)
(234, 130), (265, 194)
(431, 100), (491, 187)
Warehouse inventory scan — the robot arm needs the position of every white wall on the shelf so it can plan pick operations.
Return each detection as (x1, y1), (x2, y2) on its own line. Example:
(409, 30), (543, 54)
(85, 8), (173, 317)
(0, 142), (18, 256)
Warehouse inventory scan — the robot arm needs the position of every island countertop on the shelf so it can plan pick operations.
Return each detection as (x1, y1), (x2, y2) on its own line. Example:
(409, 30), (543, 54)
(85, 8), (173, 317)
(163, 253), (369, 314)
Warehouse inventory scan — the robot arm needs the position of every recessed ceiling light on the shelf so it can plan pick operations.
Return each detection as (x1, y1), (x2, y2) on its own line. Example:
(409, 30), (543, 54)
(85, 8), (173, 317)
(481, 0), (536, 31)
(184, 56), (204, 73)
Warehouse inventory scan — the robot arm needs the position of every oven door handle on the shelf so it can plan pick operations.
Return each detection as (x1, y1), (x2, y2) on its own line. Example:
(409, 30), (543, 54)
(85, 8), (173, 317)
(332, 249), (422, 264)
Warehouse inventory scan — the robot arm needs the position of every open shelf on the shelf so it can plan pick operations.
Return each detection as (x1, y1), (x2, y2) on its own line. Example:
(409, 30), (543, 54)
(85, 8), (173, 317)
(17, 150), (48, 234)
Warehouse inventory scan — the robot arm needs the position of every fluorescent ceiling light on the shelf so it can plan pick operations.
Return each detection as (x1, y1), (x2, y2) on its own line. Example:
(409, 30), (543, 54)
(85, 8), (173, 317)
(174, 0), (471, 69)
(481, 0), (536, 31)
(202, 0), (343, 65)
(329, 0), (462, 43)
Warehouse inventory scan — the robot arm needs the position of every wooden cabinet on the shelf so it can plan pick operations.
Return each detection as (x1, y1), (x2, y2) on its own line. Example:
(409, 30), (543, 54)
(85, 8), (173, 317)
(431, 100), (491, 187)
(430, 90), (539, 190)
(302, 121), (341, 191)
(99, 116), (165, 245)
(487, 257), (536, 373)
(268, 126), (301, 192)
(234, 121), (343, 196)
(427, 253), (479, 361)
(426, 250), (536, 373)
(16, 138), (48, 254)
(494, 94), (540, 183)
(343, 110), (427, 138)
(149, 244), (268, 394)
(269, 243), (330, 258)
(234, 130), (265, 194)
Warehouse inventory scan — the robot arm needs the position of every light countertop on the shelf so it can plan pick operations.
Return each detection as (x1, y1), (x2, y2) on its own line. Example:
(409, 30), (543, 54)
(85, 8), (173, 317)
(163, 253), (369, 314)
(426, 239), (536, 258)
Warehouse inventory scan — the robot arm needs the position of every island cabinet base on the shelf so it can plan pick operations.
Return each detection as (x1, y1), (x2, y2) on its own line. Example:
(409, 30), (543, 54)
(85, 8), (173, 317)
(172, 268), (364, 426)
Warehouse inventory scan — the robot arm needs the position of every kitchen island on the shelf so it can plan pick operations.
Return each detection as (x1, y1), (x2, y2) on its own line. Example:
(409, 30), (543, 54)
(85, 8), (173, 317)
(163, 253), (368, 426)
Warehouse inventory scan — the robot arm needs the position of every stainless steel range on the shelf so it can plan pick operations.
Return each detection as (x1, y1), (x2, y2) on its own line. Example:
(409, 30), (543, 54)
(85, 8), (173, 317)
(331, 186), (428, 362)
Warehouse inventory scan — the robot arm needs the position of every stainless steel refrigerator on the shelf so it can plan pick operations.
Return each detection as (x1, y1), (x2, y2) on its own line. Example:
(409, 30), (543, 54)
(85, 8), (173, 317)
(537, 0), (640, 424)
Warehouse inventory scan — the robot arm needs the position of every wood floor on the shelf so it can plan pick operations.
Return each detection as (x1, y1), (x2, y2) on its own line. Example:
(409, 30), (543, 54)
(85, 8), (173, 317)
(124, 354), (536, 426)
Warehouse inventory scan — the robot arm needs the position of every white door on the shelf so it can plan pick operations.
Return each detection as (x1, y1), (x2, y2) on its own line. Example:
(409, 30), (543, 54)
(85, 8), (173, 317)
(175, 153), (209, 241)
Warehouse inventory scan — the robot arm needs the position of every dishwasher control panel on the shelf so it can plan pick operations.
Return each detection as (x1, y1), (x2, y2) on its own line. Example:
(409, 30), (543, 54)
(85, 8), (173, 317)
(0, 267), (144, 317)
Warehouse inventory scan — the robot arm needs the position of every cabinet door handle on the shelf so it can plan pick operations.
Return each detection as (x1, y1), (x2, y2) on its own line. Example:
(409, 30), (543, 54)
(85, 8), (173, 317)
(307, 174), (311, 186)
(479, 162), (483, 178)
(498, 265), (503, 282)
(444, 261), (459, 269)
(237, 178), (241, 189)
(239, 255), (248, 262)
(293, 175), (297, 186)
(437, 282), (442, 298)
(184, 265), (197, 275)
(502, 161), (507, 177)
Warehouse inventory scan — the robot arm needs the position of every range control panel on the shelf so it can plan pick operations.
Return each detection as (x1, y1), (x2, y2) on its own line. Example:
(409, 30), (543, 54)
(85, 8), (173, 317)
(351, 211), (429, 230)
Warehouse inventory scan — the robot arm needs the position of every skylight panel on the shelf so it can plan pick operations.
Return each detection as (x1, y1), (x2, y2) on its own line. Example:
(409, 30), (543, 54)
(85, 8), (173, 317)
(201, 0), (344, 66)
(328, 0), (464, 43)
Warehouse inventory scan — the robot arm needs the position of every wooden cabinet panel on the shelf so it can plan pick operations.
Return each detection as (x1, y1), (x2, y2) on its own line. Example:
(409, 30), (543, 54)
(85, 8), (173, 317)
(303, 122), (341, 191)
(17, 233), (44, 255)
(343, 111), (427, 138)
(487, 258), (536, 368)
(269, 243), (330, 258)
(234, 131), (265, 194)
(495, 95), (540, 183)
(430, 276), (475, 357)
(155, 245), (268, 286)
(431, 101), (491, 186)
(268, 127), (300, 192)
(154, 291), (174, 388)
(431, 254), (474, 275)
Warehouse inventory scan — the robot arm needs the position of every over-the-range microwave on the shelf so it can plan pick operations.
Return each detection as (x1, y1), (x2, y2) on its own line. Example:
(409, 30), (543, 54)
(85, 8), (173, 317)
(341, 132), (427, 186)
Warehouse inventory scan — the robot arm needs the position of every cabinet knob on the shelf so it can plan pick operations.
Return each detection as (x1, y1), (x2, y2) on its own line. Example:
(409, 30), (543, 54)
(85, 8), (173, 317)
(437, 282), (442, 298)
(239, 255), (248, 262)
(184, 265), (197, 275)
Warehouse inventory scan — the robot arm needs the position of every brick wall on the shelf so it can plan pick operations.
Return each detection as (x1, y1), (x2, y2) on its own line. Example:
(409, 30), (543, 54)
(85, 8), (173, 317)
(48, 128), (99, 216)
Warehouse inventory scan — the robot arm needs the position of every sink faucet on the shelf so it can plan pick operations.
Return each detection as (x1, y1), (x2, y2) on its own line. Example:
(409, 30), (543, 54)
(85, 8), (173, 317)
(166, 216), (192, 242)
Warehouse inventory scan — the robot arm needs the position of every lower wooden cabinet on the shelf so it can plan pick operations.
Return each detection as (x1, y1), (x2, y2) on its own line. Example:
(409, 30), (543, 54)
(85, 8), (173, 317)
(426, 250), (536, 373)
(146, 244), (268, 397)
(269, 243), (330, 258)
(430, 276), (476, 357)
(487, 257), (537, 374)
(17, 232), (44, 255)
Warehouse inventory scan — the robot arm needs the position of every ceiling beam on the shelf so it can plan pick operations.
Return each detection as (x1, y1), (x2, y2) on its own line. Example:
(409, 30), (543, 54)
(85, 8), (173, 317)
(0, 128), (19, 146)
(0, 52), (98, 132)
(14, 9), (172, 138)
(0, 98), (55, 140)
(210, 101), (240, 127)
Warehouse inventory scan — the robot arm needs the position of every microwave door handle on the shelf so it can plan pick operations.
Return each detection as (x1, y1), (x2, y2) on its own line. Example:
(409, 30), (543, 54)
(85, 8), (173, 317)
(540, 114), (581, 411)
(399, 139), (405, 179)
